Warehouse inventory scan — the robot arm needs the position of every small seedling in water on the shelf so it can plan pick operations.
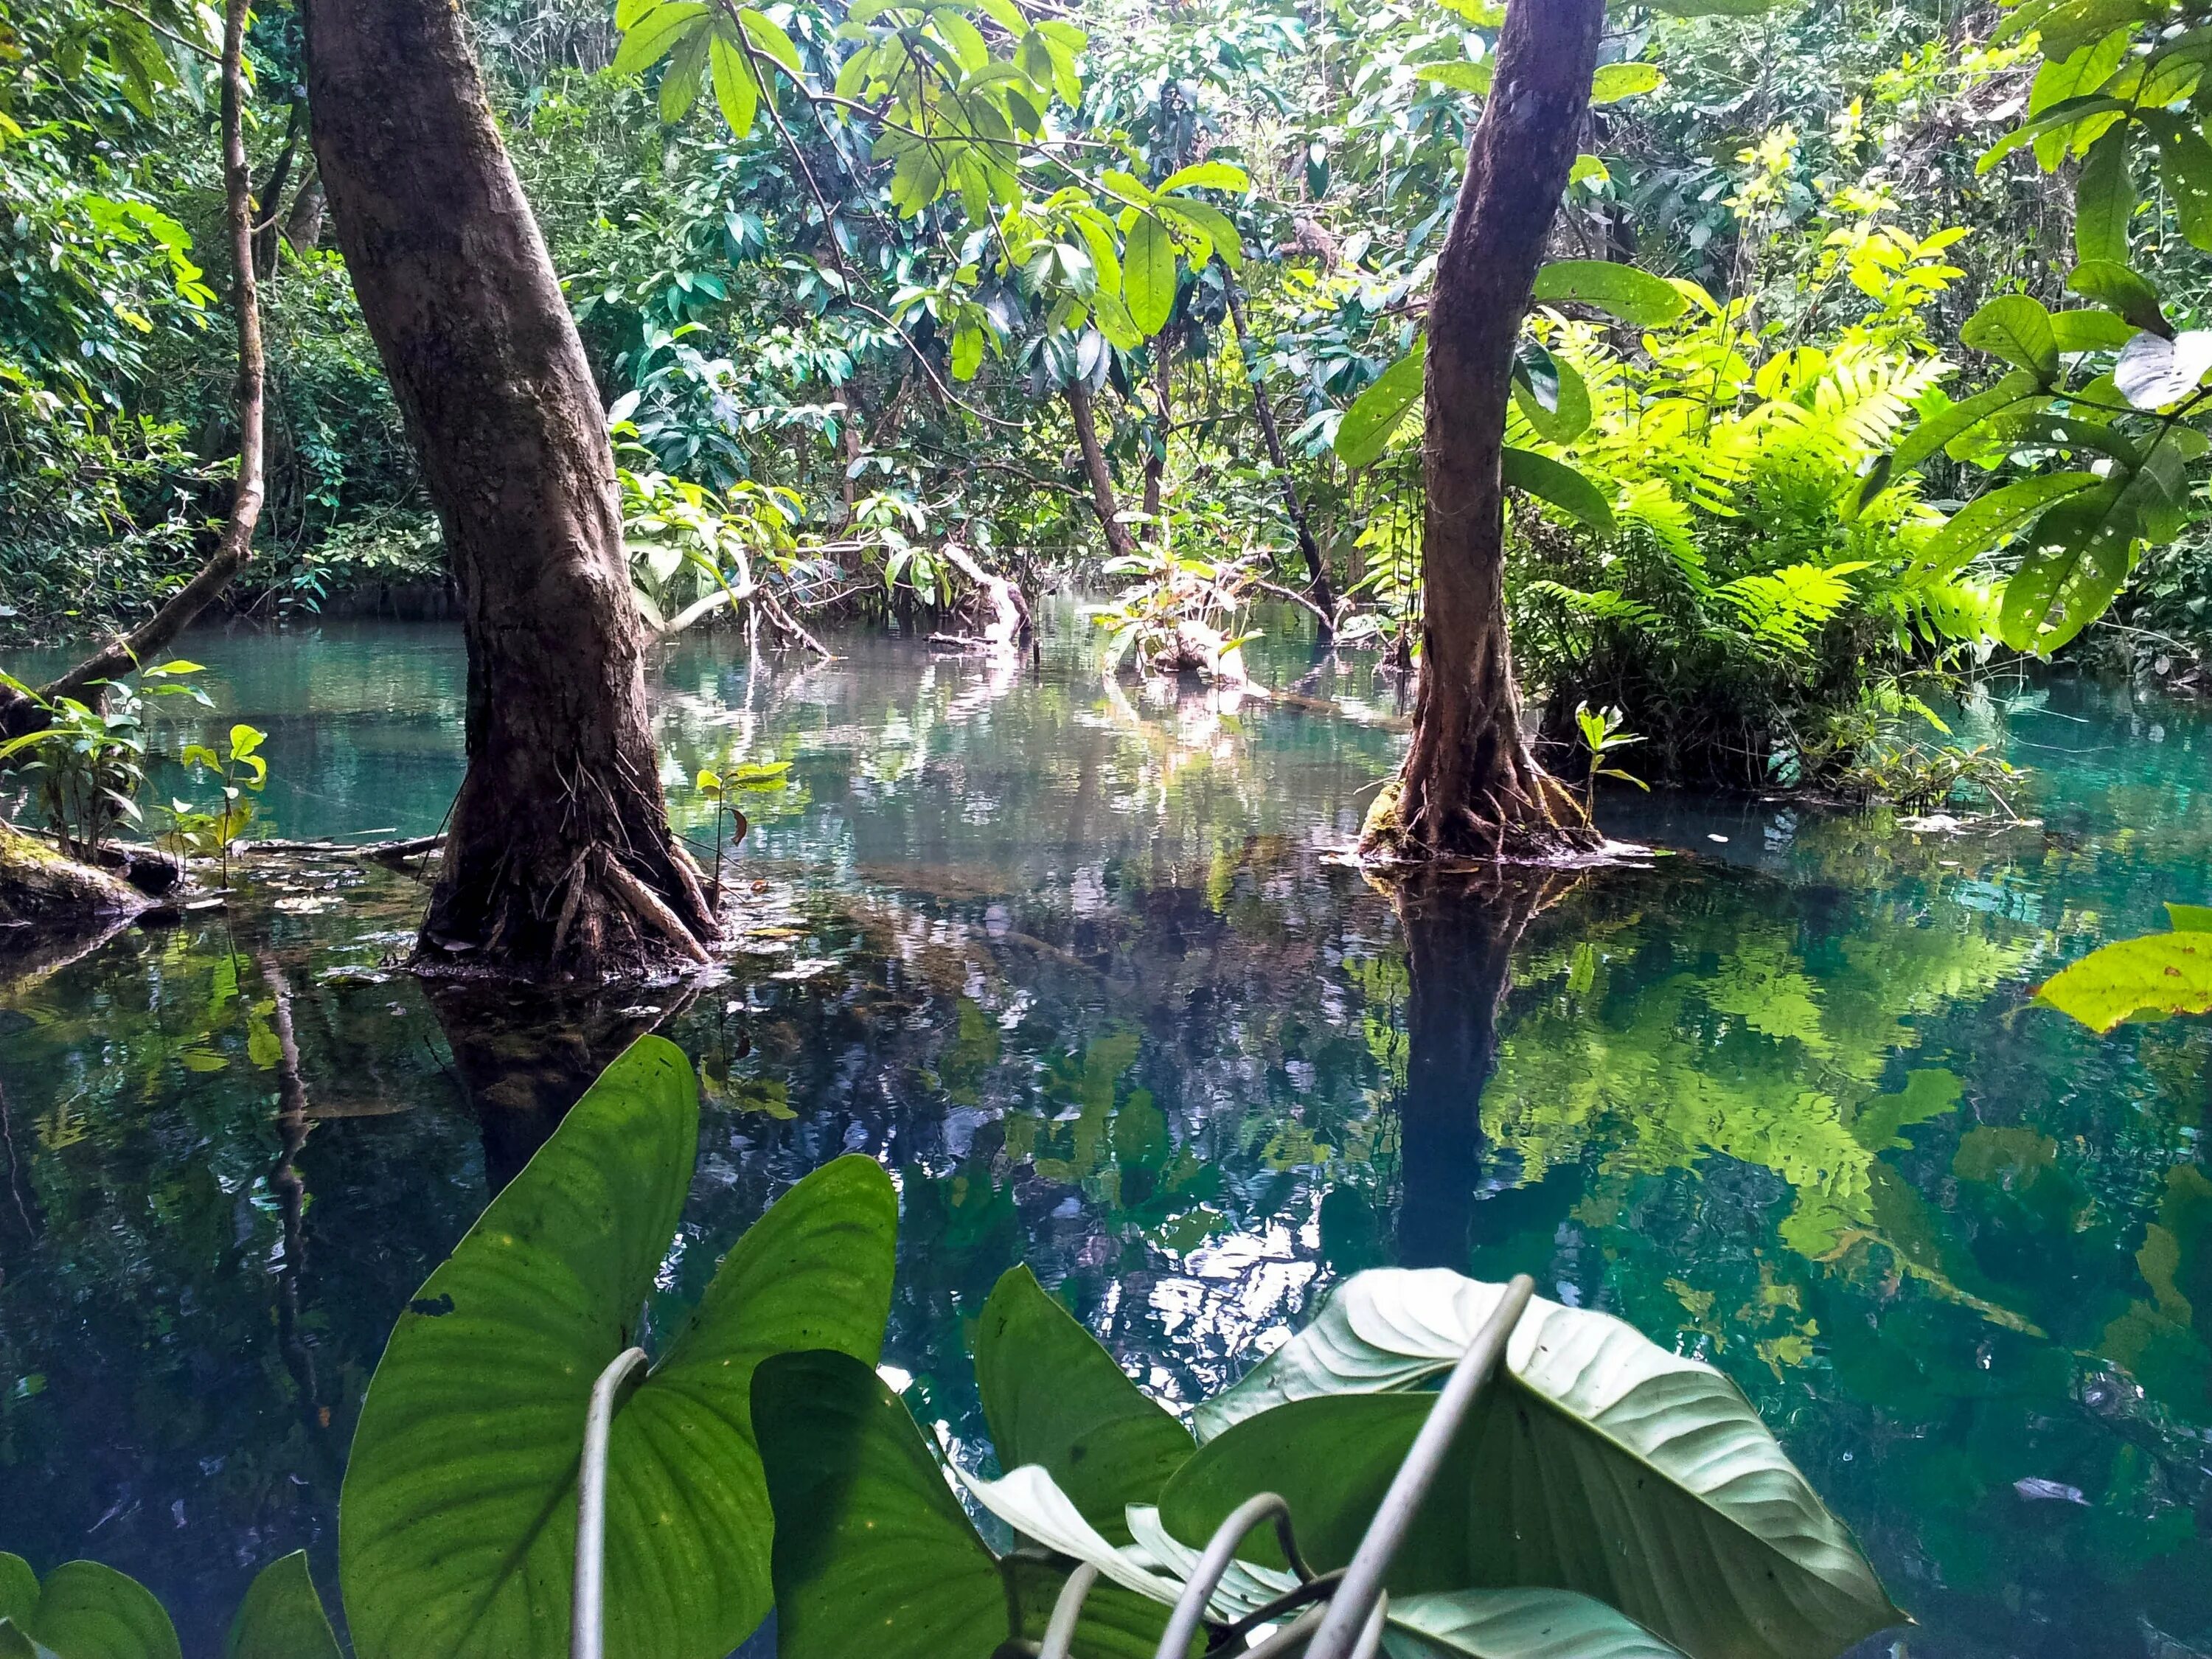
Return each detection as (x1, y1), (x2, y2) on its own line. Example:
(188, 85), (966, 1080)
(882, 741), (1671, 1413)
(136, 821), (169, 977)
(1574, 702), (1647, 829)
(695, 759), (790, 907)
(177, 723), (270, 890)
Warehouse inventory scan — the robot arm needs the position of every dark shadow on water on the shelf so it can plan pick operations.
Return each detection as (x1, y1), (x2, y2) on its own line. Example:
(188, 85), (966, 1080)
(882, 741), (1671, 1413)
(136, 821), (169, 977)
(423, 979), (700, 1192)
(1391, 867), (1580, 1270)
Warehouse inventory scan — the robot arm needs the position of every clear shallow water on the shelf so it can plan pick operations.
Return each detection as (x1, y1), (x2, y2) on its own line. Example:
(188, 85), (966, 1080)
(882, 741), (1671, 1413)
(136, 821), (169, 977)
(1, 615), (2208, 1658)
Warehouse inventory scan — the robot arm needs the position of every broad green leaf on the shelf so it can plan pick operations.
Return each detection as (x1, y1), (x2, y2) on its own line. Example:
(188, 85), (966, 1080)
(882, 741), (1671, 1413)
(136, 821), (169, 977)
(754, 1351), (1167, 1659)
(340, 1040), (898, 1659)
(2048, 308), (2134, 352)
(975, 1267), (1194, 1545)
(1998, 481), (2136, 654)
(710, 35), (760, 138)
(1888, 369), (2048, 477)
(1589, 63), (1661, 103)
(2168, 902), (2212, 931)
(2114, 328), (2212, 408)
(1180, 1270), (1901, 1659)
(227, 1554), (339, 1659)
(612, 1), (709, 77)
(1514, 354), (1591, 445)
(660, 27), (708, 120)
(1960, 295), (2059, 379)
(0, 1562), (178, 1659)
(742, 9), (804, 78)
(1531, 260), (1688, 327)
(1158, 160), (1248, 194)
(1335, 342), (1426, 467)
(2154, 118), (2212, 249)
(1413, 60), (1492, 96)
(1156, 199), (1242, 269)
(1389, 1590), (1691, 1659)
(1123, 213), (1175, 337)
(0, 1562), (32, 1629)
(950, 321), (984, 380)
(2037, 931), (2212, 1032)
(2075, 125), (2131, 264)
(1922, 472), (2101, 573)
(2068, 260), (2170, 335)
(1975, 95), (2125, 174)
(1503, 448), (1614, 532)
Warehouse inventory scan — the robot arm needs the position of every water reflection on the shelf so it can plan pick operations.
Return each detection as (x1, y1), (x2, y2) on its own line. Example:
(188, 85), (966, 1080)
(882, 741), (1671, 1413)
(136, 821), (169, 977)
(1, 619), (2209, 1657)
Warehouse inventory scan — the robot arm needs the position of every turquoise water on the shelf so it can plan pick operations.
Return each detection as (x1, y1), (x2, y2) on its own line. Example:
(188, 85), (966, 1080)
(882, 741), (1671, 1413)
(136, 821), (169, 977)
(1, 615), (2208, 1657)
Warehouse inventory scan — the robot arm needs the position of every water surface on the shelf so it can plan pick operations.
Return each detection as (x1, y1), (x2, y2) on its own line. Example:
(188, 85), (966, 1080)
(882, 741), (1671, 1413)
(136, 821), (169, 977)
(2, 616), (2208, 1658)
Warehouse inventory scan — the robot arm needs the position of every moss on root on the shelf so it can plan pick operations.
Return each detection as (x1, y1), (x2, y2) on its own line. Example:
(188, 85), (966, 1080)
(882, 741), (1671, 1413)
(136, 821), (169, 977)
(0, 823), (150, 926)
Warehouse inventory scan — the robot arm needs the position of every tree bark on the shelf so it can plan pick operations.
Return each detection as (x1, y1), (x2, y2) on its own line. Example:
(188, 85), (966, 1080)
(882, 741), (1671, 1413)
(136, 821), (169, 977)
(301, 0), (715, 978)
(282, 167), (326, 254)
(251, 91), (307, 279)
(1142, 341), (1169, 537)
(1067, 382), (1134, 558)
(1222, 265), (1334, 633)
(1360, 0), (1601, 863)
(0, 0), (265, 742)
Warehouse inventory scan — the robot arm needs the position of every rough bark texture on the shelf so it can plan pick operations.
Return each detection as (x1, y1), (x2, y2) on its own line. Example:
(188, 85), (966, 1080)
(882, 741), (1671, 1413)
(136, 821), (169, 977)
(1068, 383), (1134, 558)
(1360, 0), (1602, 863)
(1223, 266), (1334, 629)
(0, 824), (152, 928)
(0, 0), (265, 741)
(1143, 343), (1169, 535)
(302, 0), (715, 978)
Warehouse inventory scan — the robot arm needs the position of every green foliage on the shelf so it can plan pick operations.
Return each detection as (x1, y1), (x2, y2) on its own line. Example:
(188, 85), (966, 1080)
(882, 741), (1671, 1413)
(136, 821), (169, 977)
(226, 1554), (341, 1659)
(2037, 905), (2212, 1032)
(338, 1037), (899, 1659)
(0, 1555), (179, 1659)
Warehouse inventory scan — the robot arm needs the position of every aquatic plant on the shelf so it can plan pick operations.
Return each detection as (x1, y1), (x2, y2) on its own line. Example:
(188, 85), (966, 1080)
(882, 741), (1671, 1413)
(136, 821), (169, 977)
(0, 1547), (334, 1659)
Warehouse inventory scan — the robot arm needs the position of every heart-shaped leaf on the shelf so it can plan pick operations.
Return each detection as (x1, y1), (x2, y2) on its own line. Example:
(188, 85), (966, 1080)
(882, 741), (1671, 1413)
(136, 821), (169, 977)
(975, 1266), (1194, 1545)
(1175, 1270), (1901, 1659)
(340, 1037), (899, 1659)
(0, 1558), (178, 1659)
(753, 1350), (1173, 1659)
(227, 1554), (339, 1659)
(1960, 295), (2059, 380)
(1388, 1590), (1691, 1658)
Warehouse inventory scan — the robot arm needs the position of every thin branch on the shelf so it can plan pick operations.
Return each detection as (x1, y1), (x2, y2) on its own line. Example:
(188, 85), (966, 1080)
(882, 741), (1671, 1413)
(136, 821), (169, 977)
(98, 0), (221, 63)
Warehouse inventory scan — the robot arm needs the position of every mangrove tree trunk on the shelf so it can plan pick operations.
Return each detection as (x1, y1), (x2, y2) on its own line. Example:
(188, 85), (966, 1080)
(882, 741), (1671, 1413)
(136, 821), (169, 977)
(1223, 266), (1333, 629)
(301, 0), (715, 977)
(1359, 0), (1601, 863)
(1068, 382), (1134, 559)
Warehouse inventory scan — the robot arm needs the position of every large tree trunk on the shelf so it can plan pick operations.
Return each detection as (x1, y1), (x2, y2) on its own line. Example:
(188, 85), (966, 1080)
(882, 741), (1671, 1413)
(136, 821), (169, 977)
(1067, 383), (1134, 558)
(1360, 0), (1601, 863)
(1142, 342), (1169, 538)
(1222, 266), (1334, 632)
(0, 0), (265, 742)
(301, 0), (715, 978)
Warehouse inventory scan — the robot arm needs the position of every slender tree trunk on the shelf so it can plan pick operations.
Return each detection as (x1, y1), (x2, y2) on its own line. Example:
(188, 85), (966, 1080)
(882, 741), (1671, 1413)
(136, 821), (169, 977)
(251, 92), (306, 279)
(301, 0), (715, 977)
(282, 167), (326, 254)
(1360, 0), (1601, 863)
(1142, 343), (1169, 537)
(1222, 265), (1333, 632)
(0, 0), (266, 743)
(1068, 382), (1133, 558)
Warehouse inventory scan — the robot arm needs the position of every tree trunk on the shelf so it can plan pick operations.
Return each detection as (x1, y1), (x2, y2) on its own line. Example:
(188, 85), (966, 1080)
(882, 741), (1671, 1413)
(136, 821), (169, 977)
(1222, 265), (1333, 632)
(1142, 341), (1169, 538)
(282, 168), (326, 254)
(1067, 382), (1133, 558)
(0, 0), (265, 742)
(1359, 0), (1601, 863)
(251, 93), (307, 279)
(301, 0), (715, 978)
